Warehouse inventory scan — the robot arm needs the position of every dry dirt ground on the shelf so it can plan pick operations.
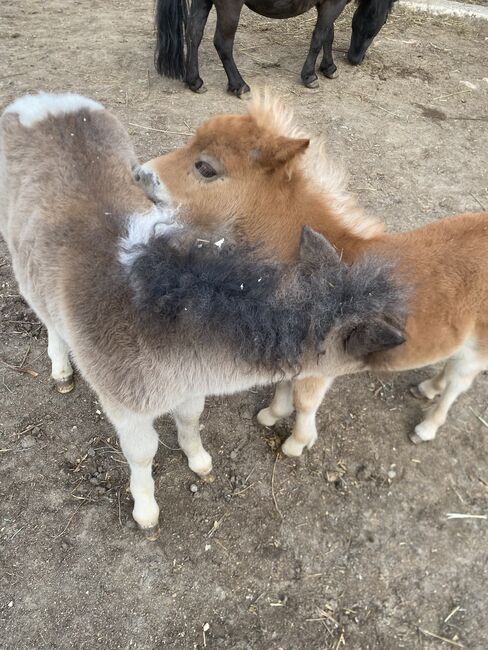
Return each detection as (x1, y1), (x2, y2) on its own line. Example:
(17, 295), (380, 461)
(1, 2), (488, 649)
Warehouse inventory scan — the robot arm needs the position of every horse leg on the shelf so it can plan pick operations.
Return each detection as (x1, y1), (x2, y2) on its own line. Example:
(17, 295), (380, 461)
(281, 376), (334, 457)
(186, 0), (213, 93)
(213, 0), (249, 96)
(318, 0), (349, 79)
(102, 400), (160, 538)
(301, 1), (344, 88)
(257, 381), (294, 427)
(173, 395), (214, 480)
(411, 351), (487, 444)
(46, 324), (74, 393)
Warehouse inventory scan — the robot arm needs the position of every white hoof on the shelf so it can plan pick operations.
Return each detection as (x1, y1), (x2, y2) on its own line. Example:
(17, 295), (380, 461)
(188, 449), (213, 477)
(257, 407), (279, 427)
(417, 381), (439, 401)
(281, 437), (305, 458)
(133, 501), (160, 531)
(411, 420), (437, 443)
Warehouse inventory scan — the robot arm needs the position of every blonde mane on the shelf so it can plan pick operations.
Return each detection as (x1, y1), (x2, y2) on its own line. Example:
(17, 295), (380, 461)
(247, 89), (384, 240)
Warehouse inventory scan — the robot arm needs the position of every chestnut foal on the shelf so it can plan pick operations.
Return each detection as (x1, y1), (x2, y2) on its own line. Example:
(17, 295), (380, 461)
(141, 93), (488, 452)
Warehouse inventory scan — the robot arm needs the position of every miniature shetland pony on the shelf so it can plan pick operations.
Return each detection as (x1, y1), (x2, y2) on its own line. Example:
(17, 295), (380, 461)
(142, 92), (488, 453)
(155, 0), (396, 95)
(0, 93), (406, 535)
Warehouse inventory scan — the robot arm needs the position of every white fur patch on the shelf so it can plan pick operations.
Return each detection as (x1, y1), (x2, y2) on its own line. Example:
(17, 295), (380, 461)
(4, 92), (104, 128)
(119, 204), (179, 269)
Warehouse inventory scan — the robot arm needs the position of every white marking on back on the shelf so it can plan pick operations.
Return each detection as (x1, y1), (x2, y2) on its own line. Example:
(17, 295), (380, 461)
(4, 92), (104, 128)
(119, 204), (179, 269)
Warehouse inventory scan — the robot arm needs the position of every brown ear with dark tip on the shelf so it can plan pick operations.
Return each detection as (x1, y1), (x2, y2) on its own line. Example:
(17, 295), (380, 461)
(254, 136), (310, 169)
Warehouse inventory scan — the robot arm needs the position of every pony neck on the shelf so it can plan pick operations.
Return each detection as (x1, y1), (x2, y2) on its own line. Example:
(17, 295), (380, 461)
(239, 175), (384, 263)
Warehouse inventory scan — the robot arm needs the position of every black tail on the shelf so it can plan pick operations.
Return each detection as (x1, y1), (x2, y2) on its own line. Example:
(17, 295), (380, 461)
(154, 0), (188, 79)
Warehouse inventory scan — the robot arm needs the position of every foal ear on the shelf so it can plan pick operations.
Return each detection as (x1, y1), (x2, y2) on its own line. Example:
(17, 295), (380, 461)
(344, 319), (406, 358)
(272, 136), (309, 165)
(255, 136), (309, 169)
(299, 225), (341, 267)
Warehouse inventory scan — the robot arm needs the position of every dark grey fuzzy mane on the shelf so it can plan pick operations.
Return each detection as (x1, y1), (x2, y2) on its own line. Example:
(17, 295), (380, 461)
(304, 252), (409, 356)
(127, 227), (408, 371)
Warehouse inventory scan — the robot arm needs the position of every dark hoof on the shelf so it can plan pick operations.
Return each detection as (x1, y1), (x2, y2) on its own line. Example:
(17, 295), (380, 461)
(409, 432), (423, 445)
(303, 75), (319, 89)
(188, 78), (206, 94)
(409, 385), (424, 400)
(55, 377), (74, 394)
(228, 83), (251, 98)
(141, 525), (160, 541)
(320, 65), (338, 79)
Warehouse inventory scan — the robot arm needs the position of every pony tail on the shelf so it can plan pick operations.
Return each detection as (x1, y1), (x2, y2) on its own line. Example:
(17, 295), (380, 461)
(154, 0), (188, 79)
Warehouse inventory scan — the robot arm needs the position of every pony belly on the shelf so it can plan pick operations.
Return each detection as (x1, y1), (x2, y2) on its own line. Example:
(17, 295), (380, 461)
(245, 0), (316, 19)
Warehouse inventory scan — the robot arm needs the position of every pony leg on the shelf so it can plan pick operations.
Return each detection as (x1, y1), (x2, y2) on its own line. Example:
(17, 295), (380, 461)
(318, 25), (336, 78)
(213, 0), (249, 96)
(257, 381), (294, 427)
(173, 396), (213, 480)
(281, 376), (334, 457)
(47, 325), (74, 393)
(186, 0), (213, 93)
(411, 367), (447, 400)
(301, 0), (346, 87)
(412, 350), (487, 443)
(318, 0), (349, 79)
(103, 403), (160, 536)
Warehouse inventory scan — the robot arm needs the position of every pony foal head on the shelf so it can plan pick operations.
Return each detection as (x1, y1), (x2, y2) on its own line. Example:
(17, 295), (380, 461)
(142, 92), (380, 259)
(143, 95), (316, 256)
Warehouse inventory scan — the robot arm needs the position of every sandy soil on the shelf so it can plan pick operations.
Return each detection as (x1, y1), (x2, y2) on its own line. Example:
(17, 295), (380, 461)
(0, 2), (487, 648)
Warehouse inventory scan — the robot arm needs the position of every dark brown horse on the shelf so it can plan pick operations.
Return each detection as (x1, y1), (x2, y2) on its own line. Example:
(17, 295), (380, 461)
(155, 0), (396, 95)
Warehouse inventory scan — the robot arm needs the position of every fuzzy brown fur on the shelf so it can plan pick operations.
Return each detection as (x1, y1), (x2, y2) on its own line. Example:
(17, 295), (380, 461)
(0, 93), (407, 533)
(144, 94), (488, 446)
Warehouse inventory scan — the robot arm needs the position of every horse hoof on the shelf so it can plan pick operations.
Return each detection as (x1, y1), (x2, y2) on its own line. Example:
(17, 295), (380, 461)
(199, 470), (215, 484)
(304, 78), (319, 89)
(281, 437), (304, 458)
(409, 432), (424, 445)
(228, 84), (250, 98)
(409, 385), (424, 400)
(238, 83), (251, 97)
(257, 407), (278, 427)
(320, 66), (338, 79)
(188, 79), (206, 94)
(55, 377), (74, 394)
(141, 525), (160, 541)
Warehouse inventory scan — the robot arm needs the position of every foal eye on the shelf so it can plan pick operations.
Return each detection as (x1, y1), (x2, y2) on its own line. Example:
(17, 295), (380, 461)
(195, 160), (218, 179)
